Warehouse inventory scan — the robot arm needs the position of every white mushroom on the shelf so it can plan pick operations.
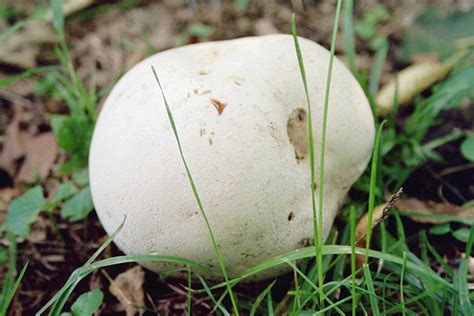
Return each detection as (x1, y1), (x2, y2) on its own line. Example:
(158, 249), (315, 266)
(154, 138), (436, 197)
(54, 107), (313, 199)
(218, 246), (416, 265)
(89, 34), (375, 279)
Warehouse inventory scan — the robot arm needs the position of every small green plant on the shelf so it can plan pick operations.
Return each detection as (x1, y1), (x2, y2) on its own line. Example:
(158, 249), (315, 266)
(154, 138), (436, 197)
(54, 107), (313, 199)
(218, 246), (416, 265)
(60, 289), (103, 316)
(48, 0), (97, 175)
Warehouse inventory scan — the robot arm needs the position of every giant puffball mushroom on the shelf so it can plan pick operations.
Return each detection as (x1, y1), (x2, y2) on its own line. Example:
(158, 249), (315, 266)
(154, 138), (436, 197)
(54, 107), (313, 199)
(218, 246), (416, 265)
(89, 35), (375, 279)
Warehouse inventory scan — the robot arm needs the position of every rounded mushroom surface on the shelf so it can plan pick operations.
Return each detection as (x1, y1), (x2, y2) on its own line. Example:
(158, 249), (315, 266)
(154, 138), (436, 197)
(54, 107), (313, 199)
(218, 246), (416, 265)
(89, 34), (375, 279)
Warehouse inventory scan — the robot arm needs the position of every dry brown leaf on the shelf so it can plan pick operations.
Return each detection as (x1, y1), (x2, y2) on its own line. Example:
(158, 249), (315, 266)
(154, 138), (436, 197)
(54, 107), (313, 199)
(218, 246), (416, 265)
(0, 112), (26, 172)
(255, 18), (280, 36)
(17, 132), (58, 183)
(395, 197), (474, 224)
(0, 0), (96, 68)
(0, 22), (57, 68)
(0, 187), (20, 213)
(109, 265), (145, 316)
(376, 62), (451, 115)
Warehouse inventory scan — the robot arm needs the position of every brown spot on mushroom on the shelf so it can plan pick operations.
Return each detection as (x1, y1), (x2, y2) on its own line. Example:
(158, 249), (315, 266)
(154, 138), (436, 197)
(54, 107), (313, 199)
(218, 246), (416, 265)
(211, 98), (226, 115)
(287, 212), (294, 221)
(193, 88), (211, 95)
(198, 70), (209, 75)
(199, 128), (206, 136)
(208, 138), (213, 145)
(287, 108), (308, 162)
(227, 75), (244, 86)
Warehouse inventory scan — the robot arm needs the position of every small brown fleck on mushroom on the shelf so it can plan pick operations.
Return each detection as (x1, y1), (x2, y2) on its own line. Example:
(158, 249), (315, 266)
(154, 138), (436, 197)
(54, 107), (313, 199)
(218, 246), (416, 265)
(211, 98), (226, 115)
(208, 138), (213, 145)
(287, 211), (294, 221)
(198, 70), (209, 75)
(199, 128), (206, 136)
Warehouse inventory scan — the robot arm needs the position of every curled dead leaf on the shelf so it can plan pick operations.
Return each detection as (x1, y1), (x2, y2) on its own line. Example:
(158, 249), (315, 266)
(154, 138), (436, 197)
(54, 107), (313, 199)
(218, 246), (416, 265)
(17, 132), (58, 183)
(109, 265), (145, 316)
(354, 189), (403, 268)
(376, 62), (451, 115)
(395, 197), (474, 224)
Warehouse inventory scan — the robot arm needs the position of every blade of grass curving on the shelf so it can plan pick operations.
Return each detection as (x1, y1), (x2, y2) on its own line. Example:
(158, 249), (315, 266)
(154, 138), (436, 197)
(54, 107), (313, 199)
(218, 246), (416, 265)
(0, 262), (28, 316)
(317, 0), (342, 304)
(39, 218), (126, 314)
(151, 67), (239, 315)
(39, 254), (212, 315)
(456, 225), (474, 315)
(365, 120), (386, 262)
(290, 14), (319, 276)
(249, 280), (276, 316)
(196, 274), (230, 315)
(400, 251), (407, 316)
(267, 290), (274, 316)
(0, 66), (60, 90)
(230, 245), (453, 289)
(368, 40), (388, 98)
(343, 0), (359, 78)
(284, 260), (345, 315)
(350, 205), (358, 316)
(363, 264), (380, 316)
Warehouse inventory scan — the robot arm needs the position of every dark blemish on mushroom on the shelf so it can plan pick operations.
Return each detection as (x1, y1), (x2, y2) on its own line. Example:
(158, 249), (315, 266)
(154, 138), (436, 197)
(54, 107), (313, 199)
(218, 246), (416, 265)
(198, 70), (209, 75)
(287, 211), (295, 221)
(211, 98), (226, 115)
(312, 182), (318, 191)
(287, 108), (309, 162)
(199, 128), (206, 136)
(208, 138), (213, 145)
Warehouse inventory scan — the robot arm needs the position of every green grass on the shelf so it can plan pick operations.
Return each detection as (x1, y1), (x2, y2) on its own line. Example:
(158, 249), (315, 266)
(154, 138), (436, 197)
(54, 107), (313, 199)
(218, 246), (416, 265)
(1, 0), (473, 315)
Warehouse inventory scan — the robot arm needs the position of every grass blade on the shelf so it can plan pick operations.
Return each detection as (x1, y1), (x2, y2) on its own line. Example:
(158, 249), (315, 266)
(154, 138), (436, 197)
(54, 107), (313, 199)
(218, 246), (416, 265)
(249, 280), (276, 316)
(151, 67), (239, 315)
(363, 264), (380, 316)
(343, 0), (359, 78)
(365, 120), (386, 262)
(0, 262), (28, 315)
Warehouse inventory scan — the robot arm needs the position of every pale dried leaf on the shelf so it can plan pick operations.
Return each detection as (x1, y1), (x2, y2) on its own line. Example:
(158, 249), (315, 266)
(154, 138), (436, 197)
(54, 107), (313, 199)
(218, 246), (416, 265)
(0, 112), (26, 171)
(0, 22), (57, 68)
(396, 197), (474, 224)
(0, 0), (96, 68)
(255, 18), (280, 36)
(376, 62), (451, 115)
(109, 265), (145, 316)
(17, 132), (58, 183)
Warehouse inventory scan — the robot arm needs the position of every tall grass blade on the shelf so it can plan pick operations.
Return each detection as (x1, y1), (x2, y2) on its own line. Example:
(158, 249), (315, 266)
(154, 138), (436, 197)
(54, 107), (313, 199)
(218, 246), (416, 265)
(151, 67), (239, 315)
(363, 264), (380, 316)
(365, 120), (386, 262)
(343, 0), (359, 78)
(0, 262), (28, 315)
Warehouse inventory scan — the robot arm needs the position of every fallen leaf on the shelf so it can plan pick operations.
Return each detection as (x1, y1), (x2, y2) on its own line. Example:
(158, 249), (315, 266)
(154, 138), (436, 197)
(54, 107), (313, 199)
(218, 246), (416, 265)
(109, 265), (145, 316)
(0, 0), (96, 68)
(376, 61), (451, 115)
(255, 18), (280, 36)
(396, 198), (474, 224)
(0, 112), (26, 172)
(0, 22), (57, 68)
(17, 132), (58, 183)
(355, 189), (403, 267)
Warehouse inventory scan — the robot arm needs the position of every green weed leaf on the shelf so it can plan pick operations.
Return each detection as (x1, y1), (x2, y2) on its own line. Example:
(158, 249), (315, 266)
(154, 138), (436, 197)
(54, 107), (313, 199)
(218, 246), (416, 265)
(6, 186), (46, 237)
(60, 186), (94, 222)
(61, 289), (103, 316)
(460, 134), (474, 162)
(52, 182), (79, 204)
